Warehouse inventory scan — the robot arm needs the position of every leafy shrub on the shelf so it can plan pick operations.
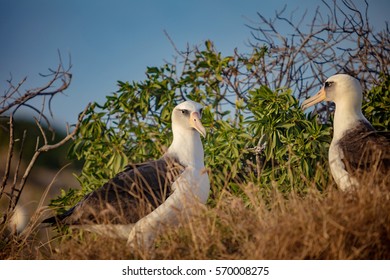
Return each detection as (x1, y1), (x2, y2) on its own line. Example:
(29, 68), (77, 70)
(50, 37), (390, 211)
(51, 42), (334, 210)
(362, 74), (390, 131)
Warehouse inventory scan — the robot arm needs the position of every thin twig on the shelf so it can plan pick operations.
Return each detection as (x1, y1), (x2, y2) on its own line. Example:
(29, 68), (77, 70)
(12, 103), (90, 210)
(0, 114), (14, 201)
(8, 130), (27, 213)
(19, 162), (72, 242)
(164, 30), (186, 59)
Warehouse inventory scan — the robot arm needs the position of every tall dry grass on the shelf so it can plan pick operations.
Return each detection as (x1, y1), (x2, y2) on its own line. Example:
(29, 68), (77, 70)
(2, 171), (389, 260)
(151, 178), (390, 260)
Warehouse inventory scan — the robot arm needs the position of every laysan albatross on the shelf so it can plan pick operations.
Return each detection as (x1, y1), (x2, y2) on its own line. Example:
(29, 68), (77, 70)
(302, 74), (390, 191)
(43, 100), (210, 245)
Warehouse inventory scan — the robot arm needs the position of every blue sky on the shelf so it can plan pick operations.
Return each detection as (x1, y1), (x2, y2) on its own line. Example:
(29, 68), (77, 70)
(1, 0), (389, 128)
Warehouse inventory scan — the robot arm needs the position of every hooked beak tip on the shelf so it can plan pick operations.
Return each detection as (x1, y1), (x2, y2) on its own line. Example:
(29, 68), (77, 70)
(301, 88), (327, 111)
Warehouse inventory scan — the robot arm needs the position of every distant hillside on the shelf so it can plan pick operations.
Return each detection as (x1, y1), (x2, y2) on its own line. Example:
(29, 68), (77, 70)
(0, 117), (82, 234)
(0, 117), (83, 170)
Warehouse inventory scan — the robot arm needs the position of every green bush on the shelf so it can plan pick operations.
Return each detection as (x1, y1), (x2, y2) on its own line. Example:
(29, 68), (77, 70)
(51, 41), (389, 211)
(362, 74), (390, 131)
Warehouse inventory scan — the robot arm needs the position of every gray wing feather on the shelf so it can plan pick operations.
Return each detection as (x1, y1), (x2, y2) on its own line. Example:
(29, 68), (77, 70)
(45, 156), (185, 225)
(338, 121), (390, 175)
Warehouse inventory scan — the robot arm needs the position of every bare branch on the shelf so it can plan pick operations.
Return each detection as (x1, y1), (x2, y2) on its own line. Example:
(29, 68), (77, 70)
(34, 117), (48, 146)
(163, 30), (186, 59)
(242, 0), (389, 122)
(0, 59), (72, 127)
(0, 114), (14, 201)
(8, 103), (90, 212)
(0, 55), (84, 223)
(8, 130), (27, 212)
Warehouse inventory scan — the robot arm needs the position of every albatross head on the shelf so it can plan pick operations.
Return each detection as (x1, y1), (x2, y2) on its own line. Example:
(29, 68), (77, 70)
(301, 74), (363, 111)
(171, 100), (206, 138)
(168, 100), (206, 168)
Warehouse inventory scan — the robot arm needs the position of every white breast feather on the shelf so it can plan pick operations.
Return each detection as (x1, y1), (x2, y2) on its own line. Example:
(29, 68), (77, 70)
(329, 141), (359, 191)
(127, 166), (210, 246)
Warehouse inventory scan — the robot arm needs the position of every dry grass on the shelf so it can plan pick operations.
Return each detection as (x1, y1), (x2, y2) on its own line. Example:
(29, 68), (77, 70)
(151, 179), (390, 260)
(1, 174), (389, 260)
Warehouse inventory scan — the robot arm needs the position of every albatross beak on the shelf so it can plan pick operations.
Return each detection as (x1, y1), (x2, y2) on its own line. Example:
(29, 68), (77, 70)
(189, 112), (206, 137)
(301, 87), (327, 110)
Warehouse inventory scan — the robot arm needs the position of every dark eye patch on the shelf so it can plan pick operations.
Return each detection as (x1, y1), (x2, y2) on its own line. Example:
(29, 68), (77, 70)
(199, 108), (203, 116)
(180, 109), (189, 115)
(325, 81), (334, 88)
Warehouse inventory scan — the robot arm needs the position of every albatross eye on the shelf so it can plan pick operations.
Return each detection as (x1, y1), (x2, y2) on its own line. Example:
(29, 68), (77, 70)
(325, 81), (334, 88)
(199, 108), (203, 116)
(181, 109), (189, 115)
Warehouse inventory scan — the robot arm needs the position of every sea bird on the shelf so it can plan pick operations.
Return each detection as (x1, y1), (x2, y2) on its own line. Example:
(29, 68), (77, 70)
(302, 74), (390, 190)
(43, 100), (210, 245)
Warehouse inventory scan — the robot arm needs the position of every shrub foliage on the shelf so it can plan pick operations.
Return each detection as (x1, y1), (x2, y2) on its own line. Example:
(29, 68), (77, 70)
(51, 1), (390, 212)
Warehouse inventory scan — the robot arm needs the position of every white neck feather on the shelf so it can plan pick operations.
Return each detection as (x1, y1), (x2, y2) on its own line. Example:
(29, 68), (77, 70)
(167, 128), (204, 169)
(332, 99), (368, 142)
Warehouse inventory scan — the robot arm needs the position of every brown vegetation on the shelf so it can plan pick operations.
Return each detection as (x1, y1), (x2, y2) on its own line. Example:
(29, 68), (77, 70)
(1, 173), (389, 260)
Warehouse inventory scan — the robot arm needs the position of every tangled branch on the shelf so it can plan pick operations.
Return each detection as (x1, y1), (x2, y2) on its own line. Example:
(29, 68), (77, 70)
(246, 0), (389, 98)
(162, 0), (389, 125)
(0, 57), (89, 228)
